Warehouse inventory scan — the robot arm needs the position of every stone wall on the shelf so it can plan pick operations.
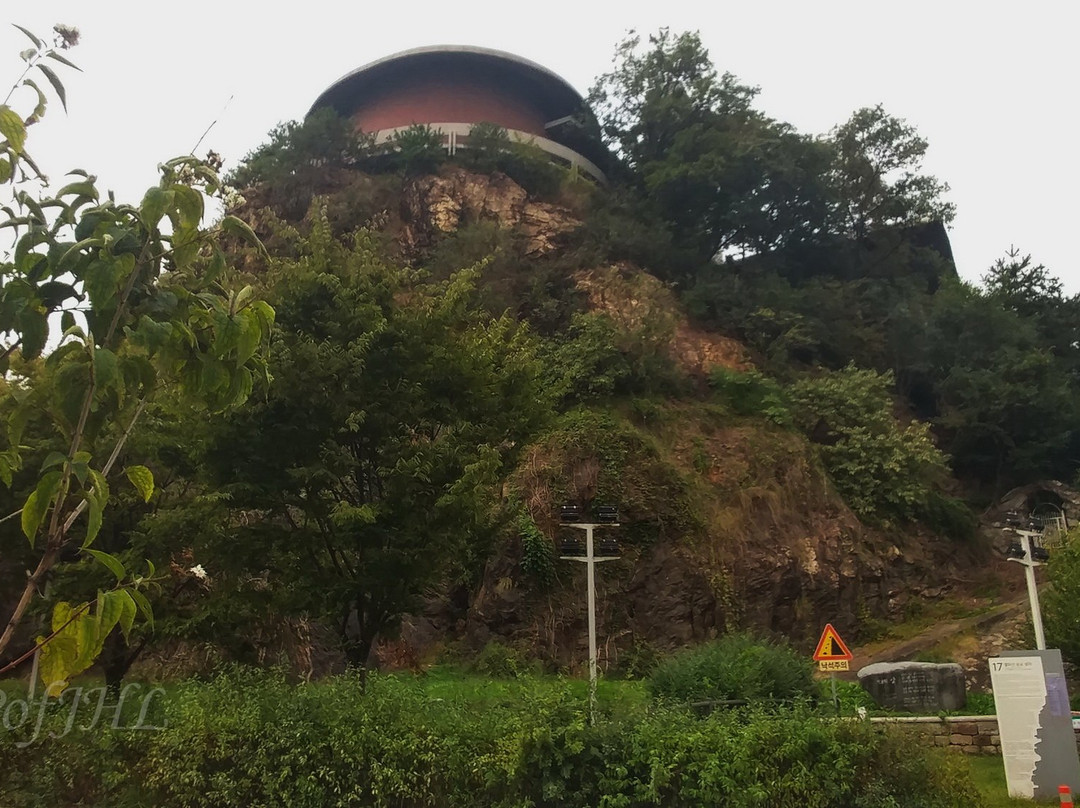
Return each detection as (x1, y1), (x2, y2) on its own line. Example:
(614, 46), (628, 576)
(871, 715), (1080, 755)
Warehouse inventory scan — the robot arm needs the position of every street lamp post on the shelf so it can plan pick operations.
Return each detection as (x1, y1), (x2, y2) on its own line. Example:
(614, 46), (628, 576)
(1006, 523), (1049, 650)
(558, 505), (619, 725)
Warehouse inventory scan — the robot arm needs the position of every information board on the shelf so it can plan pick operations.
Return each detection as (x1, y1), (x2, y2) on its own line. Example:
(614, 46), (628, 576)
(989, 650), (1080, 800)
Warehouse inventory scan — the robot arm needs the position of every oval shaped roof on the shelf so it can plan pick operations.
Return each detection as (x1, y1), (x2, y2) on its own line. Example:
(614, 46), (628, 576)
(308, 45), (588, 121)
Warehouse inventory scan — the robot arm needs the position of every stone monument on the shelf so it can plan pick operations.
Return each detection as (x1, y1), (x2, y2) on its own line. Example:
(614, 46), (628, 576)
(857, 661), (967, 712)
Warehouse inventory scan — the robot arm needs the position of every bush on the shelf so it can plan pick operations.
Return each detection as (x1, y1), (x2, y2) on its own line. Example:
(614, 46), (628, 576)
(709, 367), (792, 425)
(0, 668), (978, 807)
(471, 640), (528, 678)
(648, 633), (816, 704)
(789, 365), (948, 522)
(1044, 528), (1080, 666)
(462, 122), (566, 199)
(388, 124), (446, 175)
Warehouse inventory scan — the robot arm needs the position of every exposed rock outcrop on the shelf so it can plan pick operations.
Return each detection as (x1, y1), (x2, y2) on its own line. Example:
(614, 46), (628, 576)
(574, 264), (750, 376)
(400, 167), (578, 257)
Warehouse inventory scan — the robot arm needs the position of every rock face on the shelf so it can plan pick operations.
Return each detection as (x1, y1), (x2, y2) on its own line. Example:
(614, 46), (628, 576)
(400, 166), (578, 256)
(858, 661), (967, 713)
(574, 264), (750, 376)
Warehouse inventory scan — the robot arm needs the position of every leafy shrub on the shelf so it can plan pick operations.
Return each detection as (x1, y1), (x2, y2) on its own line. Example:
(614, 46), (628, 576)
(964, 691), (996, 715)
(1044, 529), (1080, 666)
(709, 366), (792, 425)
(518, 512), (556, 588)
(789, 364), (948, 522)
(462, 122), (566, 198)
(921, 491), (978, 541)
(388, 124), (446, 175)
(226, 107), (372, 219)
(648, 633), (816, 704)
(471, 640), (528, 678)
(0, 668), (978, 807)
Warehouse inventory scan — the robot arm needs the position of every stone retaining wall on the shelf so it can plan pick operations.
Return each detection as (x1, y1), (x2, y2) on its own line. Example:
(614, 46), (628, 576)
(871, 715), (1080, 755)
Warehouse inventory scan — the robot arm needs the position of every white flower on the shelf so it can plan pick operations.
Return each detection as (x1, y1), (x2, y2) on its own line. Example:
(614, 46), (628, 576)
(189, 564), (209, 581)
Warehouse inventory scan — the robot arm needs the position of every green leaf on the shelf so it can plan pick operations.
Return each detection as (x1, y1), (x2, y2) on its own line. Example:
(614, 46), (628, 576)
(21, 470), (62, 543)
(116, 589), (137, 641)
(0, 105), (27, 155)
(88, 468), (109, 503)
(236, 311), (262, 365)
(140, 186), (172, 227)
(8, 405), (30, 445)
(172, 184), (204, 231)
(17, 308), (48, 359)
(85, 548), (125, 583)
(56, 180), (98, 201)
(0, 157), (11, 183)
(124, 465), (154, 503)
(36, 63), (67, 113)
(22, 78), (47, 119)
(46, 51), (81, 71)
(97, 589), (126, 641)
(128, 587), (154, 627)
(12, 24), (43, 49)
(40, 451), (68, 472)
(220, 215), (267, 257)
(83, 492), (102, 547)
(93, 347), (119, 389)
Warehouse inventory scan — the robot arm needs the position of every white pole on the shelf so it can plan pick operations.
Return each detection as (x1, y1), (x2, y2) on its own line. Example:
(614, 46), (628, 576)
(1021, 534), (1048, 650)
(586, 525), (598, 725)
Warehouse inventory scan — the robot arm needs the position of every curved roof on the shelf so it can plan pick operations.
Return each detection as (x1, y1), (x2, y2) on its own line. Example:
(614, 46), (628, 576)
(309, 45), (588, 121)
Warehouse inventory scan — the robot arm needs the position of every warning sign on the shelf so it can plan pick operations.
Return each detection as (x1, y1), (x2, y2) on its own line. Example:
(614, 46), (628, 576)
(813, 623), (853, 666)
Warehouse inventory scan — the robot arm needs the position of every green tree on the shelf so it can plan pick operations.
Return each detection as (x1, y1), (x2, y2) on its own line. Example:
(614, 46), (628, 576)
(789, 365), (948, 521)
(227, 107), (371, 219)
(825, 104), (955, 240)
(589, 30), (833, 261)
(0, 26), (273, 684)
(201, 209), (551, 672)
(900, 277), (1079, 490)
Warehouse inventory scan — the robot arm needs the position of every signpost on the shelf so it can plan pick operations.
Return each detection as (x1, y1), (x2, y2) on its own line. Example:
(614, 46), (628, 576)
(813, 623), (853, 713)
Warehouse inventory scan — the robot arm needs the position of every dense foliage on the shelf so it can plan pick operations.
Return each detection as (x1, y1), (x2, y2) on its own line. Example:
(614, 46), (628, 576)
(1044, 529), (1080, 666)
(647, 633), (816, 704)
(0, 669), (974, 807)
(0, 27), (272, 684)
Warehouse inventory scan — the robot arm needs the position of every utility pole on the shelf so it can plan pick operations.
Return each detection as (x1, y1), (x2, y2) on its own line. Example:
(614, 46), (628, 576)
(559, 507), (619, 725)
(1007, 523), (1048, 650)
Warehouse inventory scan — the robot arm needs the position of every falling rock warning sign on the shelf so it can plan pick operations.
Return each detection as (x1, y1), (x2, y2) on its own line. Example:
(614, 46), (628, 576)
(813, 623), (853, 671)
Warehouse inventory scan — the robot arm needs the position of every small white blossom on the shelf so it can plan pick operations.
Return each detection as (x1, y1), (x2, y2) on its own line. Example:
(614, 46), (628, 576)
(189, 564), (209, 581)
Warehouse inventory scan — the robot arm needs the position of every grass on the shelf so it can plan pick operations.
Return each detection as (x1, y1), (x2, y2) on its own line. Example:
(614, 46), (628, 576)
(411, 666), (651, 717)
(964, 754), (1044, 806)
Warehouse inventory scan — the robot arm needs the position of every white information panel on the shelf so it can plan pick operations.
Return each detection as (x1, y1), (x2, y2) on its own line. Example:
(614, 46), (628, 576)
(990, 650), (1080, 800)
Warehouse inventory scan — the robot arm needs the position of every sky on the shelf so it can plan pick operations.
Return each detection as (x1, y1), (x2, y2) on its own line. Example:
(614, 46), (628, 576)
(2, 1), (1076, 289)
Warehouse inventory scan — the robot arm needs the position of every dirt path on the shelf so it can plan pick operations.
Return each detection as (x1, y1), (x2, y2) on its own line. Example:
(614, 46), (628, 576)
(850, 596), (1028, 671)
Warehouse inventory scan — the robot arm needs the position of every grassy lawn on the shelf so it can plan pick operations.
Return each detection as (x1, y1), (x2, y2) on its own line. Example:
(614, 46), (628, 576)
(965, 754), (1053, 806)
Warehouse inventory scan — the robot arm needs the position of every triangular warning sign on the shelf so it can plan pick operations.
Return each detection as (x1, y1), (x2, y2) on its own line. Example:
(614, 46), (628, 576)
(812, 623), (853, 661)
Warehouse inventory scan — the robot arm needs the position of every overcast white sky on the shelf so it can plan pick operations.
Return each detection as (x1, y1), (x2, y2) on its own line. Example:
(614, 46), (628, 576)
(3, 1), (1076, 289)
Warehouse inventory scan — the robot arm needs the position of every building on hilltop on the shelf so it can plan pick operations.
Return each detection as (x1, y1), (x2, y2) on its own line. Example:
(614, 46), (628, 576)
(309, 45), (608, 182)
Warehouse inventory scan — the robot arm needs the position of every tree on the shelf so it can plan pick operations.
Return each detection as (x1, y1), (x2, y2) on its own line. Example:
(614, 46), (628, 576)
(200, 209), (551, 673)
(0, 25), (273, 687)
(901, 277), (1079, 490)
(589, 29), (833, 262)
(825, 104), (955, 240)
(982, 247), (1080, 378)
